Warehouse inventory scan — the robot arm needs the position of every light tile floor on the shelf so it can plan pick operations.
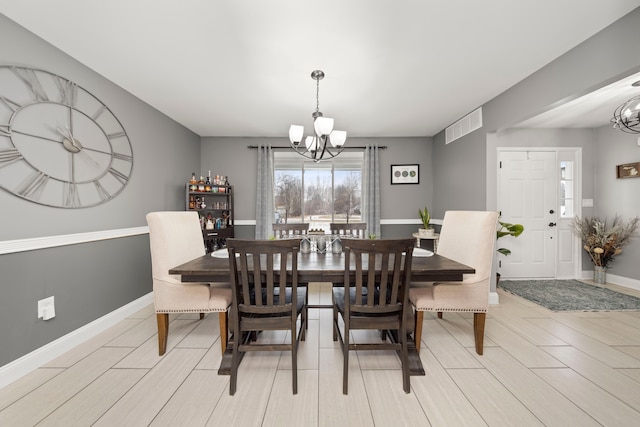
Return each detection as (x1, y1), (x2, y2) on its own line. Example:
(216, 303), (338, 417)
(1, 282), (640, 426)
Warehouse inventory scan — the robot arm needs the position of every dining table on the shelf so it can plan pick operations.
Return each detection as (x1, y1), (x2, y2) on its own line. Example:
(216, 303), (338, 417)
(169, 248), (475, 376)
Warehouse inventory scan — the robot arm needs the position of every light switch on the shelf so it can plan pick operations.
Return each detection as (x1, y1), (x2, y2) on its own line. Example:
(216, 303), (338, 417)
(38, 296), (55, 320)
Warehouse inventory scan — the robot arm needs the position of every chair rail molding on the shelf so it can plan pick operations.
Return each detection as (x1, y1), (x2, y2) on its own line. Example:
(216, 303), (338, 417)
(0, 226), (149, 255)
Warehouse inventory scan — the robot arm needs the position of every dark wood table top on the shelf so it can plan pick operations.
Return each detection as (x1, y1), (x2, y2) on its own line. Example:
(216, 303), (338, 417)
(169, 251), (475, 283)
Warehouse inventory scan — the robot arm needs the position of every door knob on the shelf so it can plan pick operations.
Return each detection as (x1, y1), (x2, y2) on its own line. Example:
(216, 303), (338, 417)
(548, 222), (557, 227)
(549, 209), (555, 214)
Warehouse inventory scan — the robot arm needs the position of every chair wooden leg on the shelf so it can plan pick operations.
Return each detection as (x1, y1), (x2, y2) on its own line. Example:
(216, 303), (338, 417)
(332, 300), (338, 342)
(437, 311), (443, 319)
(199, 313), (205, 320)
(229, 313), (240, 395)
(292, 323), (298, 394)
(401, 326), (410, 394)
(343, 320), (349, 395)
(414, 311), (424, 352)
(219, 311), (228, 354)
(473, 312), (486, 355)
(305, 288), (309, 330)
(156, 313), (169, 356)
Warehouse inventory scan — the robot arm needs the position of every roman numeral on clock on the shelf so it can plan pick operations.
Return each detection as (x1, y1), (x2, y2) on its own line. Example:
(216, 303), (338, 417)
(17, 170), (49, 200)
(0, 148), (23, 168)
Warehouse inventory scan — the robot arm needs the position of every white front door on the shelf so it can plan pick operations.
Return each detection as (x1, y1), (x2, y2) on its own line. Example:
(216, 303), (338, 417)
(498, 150), (557, 278)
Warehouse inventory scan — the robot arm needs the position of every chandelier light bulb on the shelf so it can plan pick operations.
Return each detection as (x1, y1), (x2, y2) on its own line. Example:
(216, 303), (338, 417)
(289, 125), (304, 146)
(330, 130), (347, 148)
(314, 116), (334, 136)
(305, 136), (318, 152)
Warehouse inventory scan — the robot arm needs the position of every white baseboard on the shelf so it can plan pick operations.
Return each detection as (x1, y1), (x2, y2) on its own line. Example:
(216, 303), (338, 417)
(489, 292), (499, 305)
(0, 292), (153, 391)
(580, 271), (640, 292)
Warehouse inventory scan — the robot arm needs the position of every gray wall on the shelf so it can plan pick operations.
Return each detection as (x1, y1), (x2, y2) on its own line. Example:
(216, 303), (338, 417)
(0, 15), (200, 366)
(200, 136), (434, 236)
(3, 6), (640, 370)
(593, 124), (640, 279)
(432, 7), (640, 218)
(432, 8), (640, 281)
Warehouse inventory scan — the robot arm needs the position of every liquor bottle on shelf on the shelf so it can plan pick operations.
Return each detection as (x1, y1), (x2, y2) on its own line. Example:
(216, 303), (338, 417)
(185, 178), (234, 253)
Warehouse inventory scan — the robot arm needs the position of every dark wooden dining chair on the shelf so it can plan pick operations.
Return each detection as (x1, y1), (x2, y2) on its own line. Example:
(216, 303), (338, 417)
(226, 238), (307, 395)
(329, 222), (367, 238)
(332, 238), (415, 394)
(273, 223), (310, 239)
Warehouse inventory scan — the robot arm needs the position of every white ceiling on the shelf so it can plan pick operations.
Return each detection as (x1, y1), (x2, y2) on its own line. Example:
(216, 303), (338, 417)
(1, 1), (639, 137)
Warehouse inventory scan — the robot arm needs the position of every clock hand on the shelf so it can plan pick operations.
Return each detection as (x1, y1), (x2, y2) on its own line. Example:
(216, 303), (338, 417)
(55, 126), (101, 168)
(13, 129), (66, 145)
(78, 149), (101, 169)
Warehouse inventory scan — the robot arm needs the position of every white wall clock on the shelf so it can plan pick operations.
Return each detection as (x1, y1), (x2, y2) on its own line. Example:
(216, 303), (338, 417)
(0, 65), (133, 208)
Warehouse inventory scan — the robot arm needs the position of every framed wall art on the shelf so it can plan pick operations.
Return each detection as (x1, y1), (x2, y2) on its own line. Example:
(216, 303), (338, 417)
(616, 162), (640, 179)
(391, 164), (419, 184)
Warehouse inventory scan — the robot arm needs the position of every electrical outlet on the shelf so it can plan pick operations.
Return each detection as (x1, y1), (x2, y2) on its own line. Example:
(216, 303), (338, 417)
(38, 296), (55, 320)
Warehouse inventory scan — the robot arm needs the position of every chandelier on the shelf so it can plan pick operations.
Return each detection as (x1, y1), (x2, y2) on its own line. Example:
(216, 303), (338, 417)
(289, 70), (347, 161)
(611, 81), (640, 134)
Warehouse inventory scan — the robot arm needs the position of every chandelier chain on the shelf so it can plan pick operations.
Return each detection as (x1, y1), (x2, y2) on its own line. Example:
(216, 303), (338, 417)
(316, 77), (320, 115)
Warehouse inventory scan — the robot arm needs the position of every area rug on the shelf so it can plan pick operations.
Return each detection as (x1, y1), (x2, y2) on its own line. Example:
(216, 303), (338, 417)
(497, 279), (640, 311)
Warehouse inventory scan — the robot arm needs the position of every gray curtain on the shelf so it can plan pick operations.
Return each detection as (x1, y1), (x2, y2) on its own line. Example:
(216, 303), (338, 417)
(255, 145), (274, 239)
(362, 145), (381, 238)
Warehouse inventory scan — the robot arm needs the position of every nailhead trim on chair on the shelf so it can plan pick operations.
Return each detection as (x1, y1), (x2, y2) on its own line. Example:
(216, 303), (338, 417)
(413, 308), (487, 312)
(156, 308), (229, 313)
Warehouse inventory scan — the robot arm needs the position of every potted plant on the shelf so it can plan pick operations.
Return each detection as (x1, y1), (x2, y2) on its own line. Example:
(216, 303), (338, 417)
(418, 206), (434, 237)
(496, 218), (524, 285)
(570, 215), (639, 284)
(497, 219), (524, 256)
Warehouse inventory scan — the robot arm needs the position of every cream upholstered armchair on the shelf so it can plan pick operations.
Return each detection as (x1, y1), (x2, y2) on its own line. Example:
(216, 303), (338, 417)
(146, 211), (231, 356)
(410, 210), (499, 355)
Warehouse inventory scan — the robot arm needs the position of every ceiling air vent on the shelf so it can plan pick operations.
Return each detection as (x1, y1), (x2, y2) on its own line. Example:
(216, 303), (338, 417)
(445, 107), (482, 144)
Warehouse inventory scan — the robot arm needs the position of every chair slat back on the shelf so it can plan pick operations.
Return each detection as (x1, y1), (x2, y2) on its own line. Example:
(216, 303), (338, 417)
(330, 223), (367, 239)
(227, 239), (300, 316)
(342, 238), (414, 316)
(273, 223), (310, 239)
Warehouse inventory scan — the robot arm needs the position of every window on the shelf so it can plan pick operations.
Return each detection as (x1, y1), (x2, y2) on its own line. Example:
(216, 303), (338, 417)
(560, 160), (574, 218)
(274, 151), (363, 231)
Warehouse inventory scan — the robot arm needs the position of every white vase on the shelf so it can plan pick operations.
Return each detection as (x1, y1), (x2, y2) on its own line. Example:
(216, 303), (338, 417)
(593, 266), (606, 284)
(418, 228), (434, 237)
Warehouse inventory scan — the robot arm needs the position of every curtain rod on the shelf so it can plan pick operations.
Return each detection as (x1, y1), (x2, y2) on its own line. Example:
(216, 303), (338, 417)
(247, 145), (387, 150)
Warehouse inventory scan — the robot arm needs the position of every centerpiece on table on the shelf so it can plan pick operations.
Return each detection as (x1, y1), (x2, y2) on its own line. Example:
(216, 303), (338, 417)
(571, 215), (639, 284)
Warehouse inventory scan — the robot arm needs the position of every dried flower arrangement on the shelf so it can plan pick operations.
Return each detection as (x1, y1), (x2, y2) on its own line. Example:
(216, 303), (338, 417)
(571, 215), (639, 267)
